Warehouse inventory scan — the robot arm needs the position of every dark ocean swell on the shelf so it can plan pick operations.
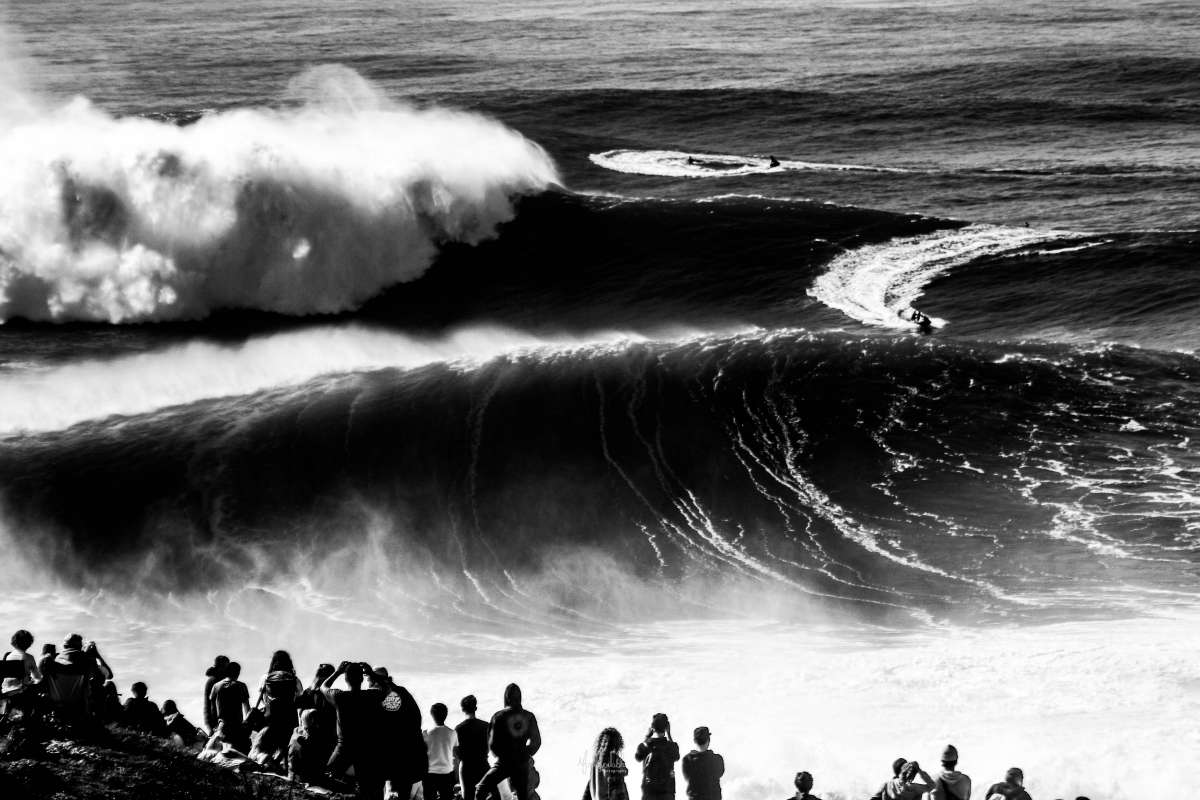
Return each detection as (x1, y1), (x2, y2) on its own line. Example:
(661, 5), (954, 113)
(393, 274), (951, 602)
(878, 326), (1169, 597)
(4, 331), (1199, 624)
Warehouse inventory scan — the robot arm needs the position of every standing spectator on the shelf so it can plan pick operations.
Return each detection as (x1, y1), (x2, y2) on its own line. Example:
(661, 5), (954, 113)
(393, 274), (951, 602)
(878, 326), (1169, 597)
(203, 655), (229, 734)
(984, 768), (1032, 800)
(788, 771), (821, 800)
(210, 661), (252, 754)
(932, 745), (971, 800)
(424, 702), (459, 800)
(872, 759), (909, 800)
(635, 713), (679, 800)
(583, 727), (630, 800)
(475, 683), (541, 800)
(681, 726), (723, 800)
(320, 661), (386, 800)
(122, 681), (168, 737)
(372, 667), (426, 800)
(255, 650), (304, 765)
(884, 762), (936, 800)
(455, 694), (490, 800)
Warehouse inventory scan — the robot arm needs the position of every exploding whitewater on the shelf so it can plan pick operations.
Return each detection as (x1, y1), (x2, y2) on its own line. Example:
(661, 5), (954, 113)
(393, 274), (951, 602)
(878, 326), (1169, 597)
(0, 65), (558, 322)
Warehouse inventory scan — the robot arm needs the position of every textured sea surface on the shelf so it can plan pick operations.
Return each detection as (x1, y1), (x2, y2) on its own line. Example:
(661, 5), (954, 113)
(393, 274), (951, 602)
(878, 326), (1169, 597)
(1, 2), (1198, 798)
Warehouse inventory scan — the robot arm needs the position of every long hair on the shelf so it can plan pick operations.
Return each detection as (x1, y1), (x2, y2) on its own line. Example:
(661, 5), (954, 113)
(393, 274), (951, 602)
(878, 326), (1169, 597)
(268, 650), (294, 673)
(593, 727), (624, 766)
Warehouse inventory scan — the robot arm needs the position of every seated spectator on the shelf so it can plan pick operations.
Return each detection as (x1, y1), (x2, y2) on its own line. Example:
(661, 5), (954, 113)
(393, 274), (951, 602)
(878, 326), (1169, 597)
(288, 709), (327, 786)
(198, 721), (261, 773)
(42, 635), (112, 721)
(37, 644), (57, 679)
(98, 681), (124, 725)
(163, 699), (203, 747)
(985, 767), (1032, 800)
(872, 759), (908, 800)
(255, 650), (304, 766)
(2, 629), (43, 717)
(123, 681), (168, 736)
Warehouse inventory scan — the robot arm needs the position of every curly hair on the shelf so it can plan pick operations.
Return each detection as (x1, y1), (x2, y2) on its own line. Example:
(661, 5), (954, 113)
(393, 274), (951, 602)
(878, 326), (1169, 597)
(593, 727), (624, 764)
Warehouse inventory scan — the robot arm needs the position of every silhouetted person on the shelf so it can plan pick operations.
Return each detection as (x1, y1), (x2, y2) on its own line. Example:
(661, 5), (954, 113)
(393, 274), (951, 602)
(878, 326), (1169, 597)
(768, 156), (781, 168)
(681, 726), (723, 800)
(984, 768), (1032, 800)
(203, 655), (230, 734)
(321, 661), (385, 800)
(123, 681), (167, 736)
(99, 681), (123, 725)
(871, 759), (909, 800)
(789, 771), (821, 800)
(211, 661), (251, 753)
(256, 650), (304, 764)
(288, 709), (327, 785)
(424, 702), (458, 800)
(933, 745), (971, 800)
(37, 643), (57, 679)
(584, 727), (629, 800)
(2, 629), (42, 717)
(370, 666), (426, 799)
(162, 699), (201, 747)
(456, 694), (490, 800)
(635, 713), (679, 800)
(476, 683), (541, 800)
(885, 762), (936, 800)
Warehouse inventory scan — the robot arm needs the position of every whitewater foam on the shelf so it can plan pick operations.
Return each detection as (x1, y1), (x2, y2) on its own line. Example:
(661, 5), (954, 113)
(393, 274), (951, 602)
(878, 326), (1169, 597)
(807, 224), (1082, 330)
(589, 149), (905, 178)
(0, 64), (558, 322)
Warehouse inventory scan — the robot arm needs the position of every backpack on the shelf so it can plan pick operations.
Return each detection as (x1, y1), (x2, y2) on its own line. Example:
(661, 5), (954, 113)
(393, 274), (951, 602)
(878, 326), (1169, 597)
(642, 741), (675, 791)
(262, 670), (297, 719)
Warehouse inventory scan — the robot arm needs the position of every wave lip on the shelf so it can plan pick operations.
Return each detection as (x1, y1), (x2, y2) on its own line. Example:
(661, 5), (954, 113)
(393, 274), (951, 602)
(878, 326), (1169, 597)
(0, 65), (559, 324)
(807, 224), (1089, 330)
(589, 149), (906, 178)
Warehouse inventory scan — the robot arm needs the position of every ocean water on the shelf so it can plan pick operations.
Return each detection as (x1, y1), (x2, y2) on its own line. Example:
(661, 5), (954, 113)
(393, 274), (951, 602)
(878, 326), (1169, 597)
(1, 1), (1199, 798)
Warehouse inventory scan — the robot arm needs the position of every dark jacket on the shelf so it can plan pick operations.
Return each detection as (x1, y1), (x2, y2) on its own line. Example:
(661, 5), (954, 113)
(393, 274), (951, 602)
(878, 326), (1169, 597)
(984, 782), (1031, 800)
(681, 749), (724, 800)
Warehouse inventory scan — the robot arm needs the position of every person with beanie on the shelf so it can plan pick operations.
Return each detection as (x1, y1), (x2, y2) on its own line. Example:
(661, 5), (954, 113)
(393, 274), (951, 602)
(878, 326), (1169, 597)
(984, 767), (1032, 800)
(932, 744), (971, 800)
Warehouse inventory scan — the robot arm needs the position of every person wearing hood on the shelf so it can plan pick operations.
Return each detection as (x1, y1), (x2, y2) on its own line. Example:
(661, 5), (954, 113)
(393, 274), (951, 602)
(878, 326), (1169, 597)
(983, 767), (1032, 800)
(884, 761), (936, 800)
(932, 745), (971, 800)
(475, 683), (542, 800)
(871, 759), (909, 800)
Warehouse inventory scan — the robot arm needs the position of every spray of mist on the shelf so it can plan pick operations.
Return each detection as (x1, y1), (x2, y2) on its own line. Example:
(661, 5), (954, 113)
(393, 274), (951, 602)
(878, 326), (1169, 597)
(0, 61), (558, 322)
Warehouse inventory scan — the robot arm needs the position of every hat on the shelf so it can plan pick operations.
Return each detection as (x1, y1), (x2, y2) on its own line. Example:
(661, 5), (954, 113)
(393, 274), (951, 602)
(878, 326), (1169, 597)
(694, 726), (710, 739)
(942, 744), (958, 761)
(1005, 767), (1024, 784)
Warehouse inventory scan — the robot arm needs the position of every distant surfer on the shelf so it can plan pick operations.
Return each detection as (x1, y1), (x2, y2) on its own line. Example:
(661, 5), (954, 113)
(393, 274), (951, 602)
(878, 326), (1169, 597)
(900, 308), (934, 334)
(687, 156), (699, 166)
(768, 155), (780, 168)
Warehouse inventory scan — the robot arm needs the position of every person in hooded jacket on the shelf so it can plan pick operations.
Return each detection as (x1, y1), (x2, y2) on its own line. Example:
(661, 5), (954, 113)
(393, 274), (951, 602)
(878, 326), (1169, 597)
(475, 683), (541, 800)
(932, 745), (971, 800)
(884, 761), (936, 800)
(983, 768), (1032, 800)
(871, 759), (909, 800)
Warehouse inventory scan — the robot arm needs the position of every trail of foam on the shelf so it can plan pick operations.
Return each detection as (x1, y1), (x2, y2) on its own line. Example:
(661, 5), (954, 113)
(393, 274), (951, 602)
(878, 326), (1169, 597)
(589, 149), (905, 178)
(807, 224), (1081, 330)
(0, 324), (754, 436)
(0, 64), (557, 322)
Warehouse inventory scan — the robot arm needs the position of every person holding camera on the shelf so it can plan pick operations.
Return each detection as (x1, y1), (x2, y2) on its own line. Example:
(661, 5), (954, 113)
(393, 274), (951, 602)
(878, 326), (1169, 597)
(635, 713), (680, 800)
(883, 761), (936, 800)
(320, 660), (386, 799)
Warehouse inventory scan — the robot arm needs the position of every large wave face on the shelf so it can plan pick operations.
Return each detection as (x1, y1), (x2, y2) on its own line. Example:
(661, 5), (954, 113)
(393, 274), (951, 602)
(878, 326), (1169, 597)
(4, 330), (1198, 628)
(0, 65), (558, 322)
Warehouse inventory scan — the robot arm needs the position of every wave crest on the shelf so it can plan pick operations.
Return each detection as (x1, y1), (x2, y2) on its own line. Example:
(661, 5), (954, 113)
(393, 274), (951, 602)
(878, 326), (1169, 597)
(0, 64), (558, 323)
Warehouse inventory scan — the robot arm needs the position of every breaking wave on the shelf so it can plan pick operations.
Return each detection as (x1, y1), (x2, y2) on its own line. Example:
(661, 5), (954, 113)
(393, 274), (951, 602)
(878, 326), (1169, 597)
(0, 65), (558, 323)
(589, 149), (905, 178)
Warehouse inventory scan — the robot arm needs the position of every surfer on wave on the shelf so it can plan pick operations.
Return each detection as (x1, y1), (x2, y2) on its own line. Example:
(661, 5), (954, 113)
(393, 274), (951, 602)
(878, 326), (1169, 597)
(900, 308), (934, 334)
